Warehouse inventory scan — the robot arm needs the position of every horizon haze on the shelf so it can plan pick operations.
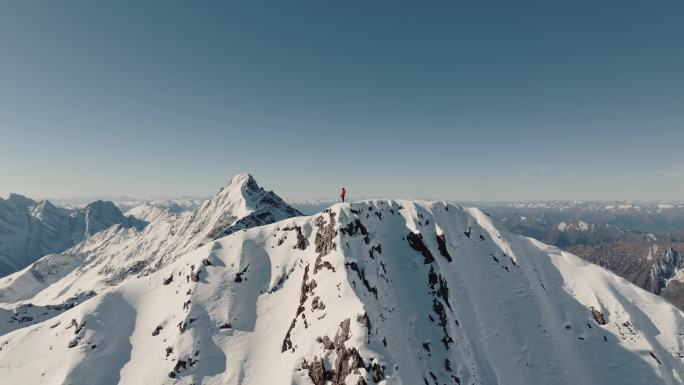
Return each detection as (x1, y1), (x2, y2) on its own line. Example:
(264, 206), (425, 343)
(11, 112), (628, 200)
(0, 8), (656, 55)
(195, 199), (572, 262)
(1, 0), (683, 201)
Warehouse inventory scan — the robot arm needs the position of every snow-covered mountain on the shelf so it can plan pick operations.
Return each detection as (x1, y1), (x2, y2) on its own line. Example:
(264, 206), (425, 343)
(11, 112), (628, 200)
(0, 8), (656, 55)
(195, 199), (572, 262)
(0, 173), (302, 306)
(0, 194), (145, 277)
(119, 198), (205, 221)
(52, 197), (205, 214)
(124, 202), (182, 223)
(482, 200), (684, 236)
(1, 192), (683, 384)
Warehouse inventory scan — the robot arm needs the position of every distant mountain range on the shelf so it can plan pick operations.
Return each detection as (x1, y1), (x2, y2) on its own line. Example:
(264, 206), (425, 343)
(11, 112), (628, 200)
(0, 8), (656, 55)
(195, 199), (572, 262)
(0, 194), (145, 277)
(479, 202), (684, 310)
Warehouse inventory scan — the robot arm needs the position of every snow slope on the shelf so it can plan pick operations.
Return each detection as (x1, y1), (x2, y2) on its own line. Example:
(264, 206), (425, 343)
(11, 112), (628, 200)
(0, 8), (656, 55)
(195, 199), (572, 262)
(0, 174), (302, 306)
(0, 200), (682, 385)
(0, 195), (145, 277)
(122, 199), (205, 222)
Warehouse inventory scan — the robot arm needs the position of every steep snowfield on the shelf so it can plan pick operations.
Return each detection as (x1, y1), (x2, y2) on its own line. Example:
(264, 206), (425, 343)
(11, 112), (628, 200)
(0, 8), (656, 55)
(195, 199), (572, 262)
(123, 198), (206, 222)
(0, 174), (301, 307)
(124, 203), (175, 223)
(0, 195), (144, 277)
(1, 200), (682, 385)
(117, 198), (204, 216)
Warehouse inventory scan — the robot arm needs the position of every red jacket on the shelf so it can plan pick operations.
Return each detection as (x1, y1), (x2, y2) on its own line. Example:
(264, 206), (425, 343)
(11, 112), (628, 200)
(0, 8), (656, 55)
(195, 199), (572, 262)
(340, 188), (347, 197)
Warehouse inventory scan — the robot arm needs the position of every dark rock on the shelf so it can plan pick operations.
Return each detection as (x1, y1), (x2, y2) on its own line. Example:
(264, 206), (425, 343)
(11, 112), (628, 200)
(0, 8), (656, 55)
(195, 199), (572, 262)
(650, 352), (662, 365)
(235, 264), (250, 282)
(370, 362), (385, 383)
(303, 357), (327, 385)
(191, 266), (202, 282)
(74, 321), (85, 335)
(341, 218), (370, 245)
(436, 234), (453, 262)
(356, 313), (371, 341)
(332, 346), (365, 384)
(314, 211), (338, 273)
(591, 307), (607, 325)
(293, 226), (308, 250)
(407, 233), (435, 264)
(345, 262), (378, 298)
(174, 359), (187, 373)
(320, 335), (334, 350)
(369, 244), (382, 259)
(281, 318), (297, 352)
(337, 318), (351, 345)
(312, 296), (326, 311)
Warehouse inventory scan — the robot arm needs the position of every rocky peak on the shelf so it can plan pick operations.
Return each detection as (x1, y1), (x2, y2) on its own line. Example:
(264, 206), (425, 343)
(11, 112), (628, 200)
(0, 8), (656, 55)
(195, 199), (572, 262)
(202, 174), (302, 241)
(31, 199), (66, 219)
(646, 248), (682, 294)
(6, 193), (36, 209)
(84, 200), (119, 214)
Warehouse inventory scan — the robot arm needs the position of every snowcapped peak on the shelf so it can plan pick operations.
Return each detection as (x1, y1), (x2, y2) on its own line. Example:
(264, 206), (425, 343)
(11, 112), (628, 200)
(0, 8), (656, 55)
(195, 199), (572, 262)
(30, 199), (63, 219)
(218, 172), (257, 194)
(36, 199), (57, 210)
(199, 173), (302, 242)
(227, 172), (256, 189)
(206, 173), (254, 210)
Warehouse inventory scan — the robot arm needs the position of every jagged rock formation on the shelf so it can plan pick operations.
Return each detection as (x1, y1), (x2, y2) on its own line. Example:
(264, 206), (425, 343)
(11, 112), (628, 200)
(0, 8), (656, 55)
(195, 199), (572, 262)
(0, 194), (145, 277)
(0, 198), (682, 385)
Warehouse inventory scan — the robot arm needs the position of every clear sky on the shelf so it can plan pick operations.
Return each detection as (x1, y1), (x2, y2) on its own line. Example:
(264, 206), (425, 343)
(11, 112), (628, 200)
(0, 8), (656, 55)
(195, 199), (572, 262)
(1, 0), (683, 201)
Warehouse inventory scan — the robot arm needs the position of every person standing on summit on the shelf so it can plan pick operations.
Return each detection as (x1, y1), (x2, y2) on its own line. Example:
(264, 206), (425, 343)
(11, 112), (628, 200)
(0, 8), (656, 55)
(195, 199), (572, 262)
(340, 187), (347, 202)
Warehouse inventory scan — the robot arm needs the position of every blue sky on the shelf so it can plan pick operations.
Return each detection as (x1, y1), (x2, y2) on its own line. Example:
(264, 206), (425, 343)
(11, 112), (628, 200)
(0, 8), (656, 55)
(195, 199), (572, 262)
(0, 0), (682, 201)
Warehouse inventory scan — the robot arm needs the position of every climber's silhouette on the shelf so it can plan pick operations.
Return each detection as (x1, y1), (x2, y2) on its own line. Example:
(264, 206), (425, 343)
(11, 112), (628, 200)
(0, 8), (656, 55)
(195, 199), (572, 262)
(340, 187), (347, 203)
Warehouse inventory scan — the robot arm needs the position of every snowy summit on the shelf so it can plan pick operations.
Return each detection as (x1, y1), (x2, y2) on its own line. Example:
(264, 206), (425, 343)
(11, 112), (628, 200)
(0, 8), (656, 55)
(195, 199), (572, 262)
(0, 175), (682, 385)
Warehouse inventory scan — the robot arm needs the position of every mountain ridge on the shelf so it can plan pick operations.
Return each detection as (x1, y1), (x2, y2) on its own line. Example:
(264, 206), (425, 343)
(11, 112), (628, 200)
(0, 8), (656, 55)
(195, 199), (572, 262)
(0, 173), (302, 307)
(0, 194), (145, 277)
(1, 193), (682, 384)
